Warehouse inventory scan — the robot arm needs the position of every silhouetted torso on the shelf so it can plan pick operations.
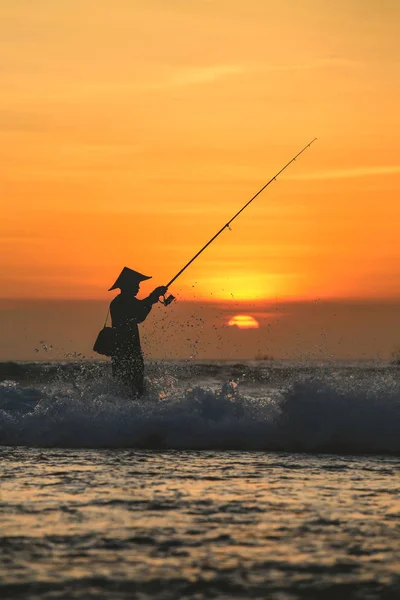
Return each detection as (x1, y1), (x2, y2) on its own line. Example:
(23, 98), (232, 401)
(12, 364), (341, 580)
(110, 293), (152, 340)
(110, 292), (153, 397)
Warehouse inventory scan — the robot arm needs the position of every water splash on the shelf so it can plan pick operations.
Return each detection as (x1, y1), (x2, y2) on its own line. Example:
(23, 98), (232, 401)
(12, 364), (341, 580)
(0, 363), (399, 454)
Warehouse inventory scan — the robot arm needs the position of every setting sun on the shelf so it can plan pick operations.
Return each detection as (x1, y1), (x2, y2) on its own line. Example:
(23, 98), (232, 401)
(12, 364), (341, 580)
(228, 315), (260, 329)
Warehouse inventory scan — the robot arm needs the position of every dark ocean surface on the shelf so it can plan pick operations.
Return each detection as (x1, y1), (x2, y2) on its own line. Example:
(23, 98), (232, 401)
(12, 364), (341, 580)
(1, 360), (399, 598)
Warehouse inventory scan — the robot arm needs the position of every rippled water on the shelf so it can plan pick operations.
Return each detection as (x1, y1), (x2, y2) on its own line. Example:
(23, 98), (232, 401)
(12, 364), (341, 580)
(1, 447), (399, 599)
(1, 361), (400, 597)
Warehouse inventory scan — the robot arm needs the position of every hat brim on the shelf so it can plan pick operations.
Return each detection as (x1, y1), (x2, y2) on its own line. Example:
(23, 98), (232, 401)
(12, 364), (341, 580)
(108, 274), (151, 291)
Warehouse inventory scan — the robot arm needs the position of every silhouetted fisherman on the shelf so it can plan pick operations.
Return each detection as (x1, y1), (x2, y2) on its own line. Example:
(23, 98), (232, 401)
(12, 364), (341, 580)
(108, 267), (167, 398)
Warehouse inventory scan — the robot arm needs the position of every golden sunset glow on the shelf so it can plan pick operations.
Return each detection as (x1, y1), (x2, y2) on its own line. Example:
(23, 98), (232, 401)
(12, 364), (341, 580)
(1, 1), (400, 303)
(228, 315), (260, 329)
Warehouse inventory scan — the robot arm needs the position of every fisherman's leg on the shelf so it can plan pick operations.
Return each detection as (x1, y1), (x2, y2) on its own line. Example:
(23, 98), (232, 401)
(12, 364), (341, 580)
(111, 354), (132, 390)
(111, 352), (144, 399)
(111, 356), (122, 380)
(111, 357), (120, 378)
(131, 354), (145, 398)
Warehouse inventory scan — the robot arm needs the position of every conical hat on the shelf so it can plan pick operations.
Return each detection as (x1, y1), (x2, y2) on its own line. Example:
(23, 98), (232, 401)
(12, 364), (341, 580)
(108, 266), (151, 291)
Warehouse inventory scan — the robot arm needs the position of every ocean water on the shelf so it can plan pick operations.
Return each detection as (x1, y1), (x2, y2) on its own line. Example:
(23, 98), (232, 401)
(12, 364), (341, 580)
(1, 360), (400, 599)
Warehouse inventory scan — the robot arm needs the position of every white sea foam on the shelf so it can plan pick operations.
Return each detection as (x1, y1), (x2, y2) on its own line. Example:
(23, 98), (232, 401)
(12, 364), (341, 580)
(1, 363), (399, 454)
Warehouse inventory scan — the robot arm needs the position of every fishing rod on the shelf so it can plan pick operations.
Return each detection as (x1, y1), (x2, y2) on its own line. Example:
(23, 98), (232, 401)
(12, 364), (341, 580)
(161, 138), (317, 306)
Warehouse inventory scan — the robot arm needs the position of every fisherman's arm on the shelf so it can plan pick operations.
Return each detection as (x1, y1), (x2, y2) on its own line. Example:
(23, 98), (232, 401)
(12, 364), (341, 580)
(134, 286), (168, 323)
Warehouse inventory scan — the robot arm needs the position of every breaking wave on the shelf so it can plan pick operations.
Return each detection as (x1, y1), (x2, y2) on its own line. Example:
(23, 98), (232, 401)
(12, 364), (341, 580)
(0, 362), (399, 454)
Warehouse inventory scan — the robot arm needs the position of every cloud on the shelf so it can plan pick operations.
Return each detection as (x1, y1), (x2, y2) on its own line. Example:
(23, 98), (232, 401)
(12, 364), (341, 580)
(288, 166), (400, 181)
(262, 58), (358, 72)
(129, 64), (247, 91)
(0, 57), (356, 106)
(0, 109), (48, 133)
(145, 59), (355, 90)
(166, 64), (246, 86)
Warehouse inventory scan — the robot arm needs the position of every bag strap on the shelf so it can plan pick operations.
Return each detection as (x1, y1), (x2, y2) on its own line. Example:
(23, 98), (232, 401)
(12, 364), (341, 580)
(104, 307), (110, 328)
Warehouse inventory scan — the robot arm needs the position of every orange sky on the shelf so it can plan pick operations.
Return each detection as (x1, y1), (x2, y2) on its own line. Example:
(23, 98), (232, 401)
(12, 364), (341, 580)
(1, 0), (400, 304)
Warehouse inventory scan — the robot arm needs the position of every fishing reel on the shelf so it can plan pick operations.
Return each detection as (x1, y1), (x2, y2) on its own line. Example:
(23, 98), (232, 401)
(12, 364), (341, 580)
(160, 294), (176, 307)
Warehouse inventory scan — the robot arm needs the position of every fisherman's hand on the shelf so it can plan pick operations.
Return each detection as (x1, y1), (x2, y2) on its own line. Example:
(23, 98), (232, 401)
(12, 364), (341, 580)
(149, 285), (168, 303)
